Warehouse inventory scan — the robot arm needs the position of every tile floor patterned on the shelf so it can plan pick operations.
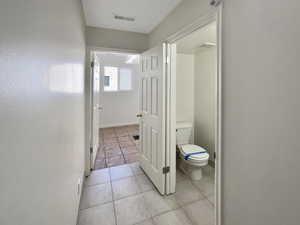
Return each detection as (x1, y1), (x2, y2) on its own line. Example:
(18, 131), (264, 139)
(78, 163), (215, 225)
(95, 125), (140, 169)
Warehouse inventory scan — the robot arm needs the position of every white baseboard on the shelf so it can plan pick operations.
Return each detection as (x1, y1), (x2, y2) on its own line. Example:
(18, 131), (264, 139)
(100, 122), (138, 128)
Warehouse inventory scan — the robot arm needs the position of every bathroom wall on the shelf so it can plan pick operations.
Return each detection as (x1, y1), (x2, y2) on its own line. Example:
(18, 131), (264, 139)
(176, 54), (195, 123)
(97, 53), (140, 128)
(194, 47), (216, 162)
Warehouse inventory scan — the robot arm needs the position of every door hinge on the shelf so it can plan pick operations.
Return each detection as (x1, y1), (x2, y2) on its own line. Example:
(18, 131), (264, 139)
(163, 166), (170, 174)
(90, 147), (93, 154)
(166, 56), (170, 64)
(210, 0), (222, 7)
(91, 61), (94, 68)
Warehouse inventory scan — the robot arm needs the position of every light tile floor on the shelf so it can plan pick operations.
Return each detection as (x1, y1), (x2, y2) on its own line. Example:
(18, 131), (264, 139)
(95, 125), (140, 169)
(78, 163), (215, 225)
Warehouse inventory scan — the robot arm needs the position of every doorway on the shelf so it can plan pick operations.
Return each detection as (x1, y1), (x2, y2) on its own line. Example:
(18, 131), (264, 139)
(91, 51), (141, 170)
(165, 9), (222, 225)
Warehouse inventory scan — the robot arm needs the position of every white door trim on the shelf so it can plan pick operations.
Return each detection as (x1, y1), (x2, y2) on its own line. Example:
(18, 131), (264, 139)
(165, 3), (223, 225)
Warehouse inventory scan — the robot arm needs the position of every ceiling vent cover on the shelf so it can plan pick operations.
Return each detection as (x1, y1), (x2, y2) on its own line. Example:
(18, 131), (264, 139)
(114, 14), (135, 22)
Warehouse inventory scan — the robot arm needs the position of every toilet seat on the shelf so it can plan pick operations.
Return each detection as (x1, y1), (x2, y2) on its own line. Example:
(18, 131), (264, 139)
(179, 144), (209, 162)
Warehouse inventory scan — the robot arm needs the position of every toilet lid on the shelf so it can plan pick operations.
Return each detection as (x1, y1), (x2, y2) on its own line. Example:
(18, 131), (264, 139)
(180, 144), (209, 160)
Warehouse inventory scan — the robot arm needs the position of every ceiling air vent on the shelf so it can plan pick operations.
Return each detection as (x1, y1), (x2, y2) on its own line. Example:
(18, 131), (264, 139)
(114, 14), (135, 22)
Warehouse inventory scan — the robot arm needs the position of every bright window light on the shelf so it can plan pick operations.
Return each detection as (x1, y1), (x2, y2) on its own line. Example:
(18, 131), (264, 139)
(103, 66), (132, 92)
(104, 66), (118, 91)
(119, 68), (132, 90)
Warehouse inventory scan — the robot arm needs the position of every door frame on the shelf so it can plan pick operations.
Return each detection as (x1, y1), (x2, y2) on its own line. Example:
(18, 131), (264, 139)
(85, 46), (140, 175)
(164, 3), (223, 225)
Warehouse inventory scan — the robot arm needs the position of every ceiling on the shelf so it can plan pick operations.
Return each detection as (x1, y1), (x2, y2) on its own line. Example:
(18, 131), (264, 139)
(82, 0), (182, 34)
(177, 21), (216, 54)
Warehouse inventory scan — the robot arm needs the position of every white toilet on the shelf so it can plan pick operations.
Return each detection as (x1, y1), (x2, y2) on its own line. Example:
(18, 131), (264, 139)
(176, 122), (210, 180)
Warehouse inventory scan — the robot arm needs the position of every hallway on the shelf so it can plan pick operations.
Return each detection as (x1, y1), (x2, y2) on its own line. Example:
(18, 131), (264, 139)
(78, 163), (215, 225)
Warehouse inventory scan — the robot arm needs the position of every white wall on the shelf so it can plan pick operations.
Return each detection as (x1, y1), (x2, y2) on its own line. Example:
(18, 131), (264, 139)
(194, 48), (216, 162)
(222, 0), (300, 224)
(149, 0), (213, 47)
(86, 26), (148, 52)
(0, 1), (86, 225)
(97, 53), (140, 128)
(176, 54), (194, 123)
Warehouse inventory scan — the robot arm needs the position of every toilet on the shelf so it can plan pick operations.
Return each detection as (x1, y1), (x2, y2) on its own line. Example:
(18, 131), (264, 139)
(176, 121), (210, 180)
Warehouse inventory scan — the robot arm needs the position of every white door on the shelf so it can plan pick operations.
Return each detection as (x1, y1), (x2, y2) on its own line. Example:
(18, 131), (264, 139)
(139, 44), (167, 194)
(91, 56), (100, 168)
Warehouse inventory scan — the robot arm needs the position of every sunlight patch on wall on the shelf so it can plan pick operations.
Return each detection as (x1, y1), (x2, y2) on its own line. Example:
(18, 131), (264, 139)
(49, 64), (84, 94)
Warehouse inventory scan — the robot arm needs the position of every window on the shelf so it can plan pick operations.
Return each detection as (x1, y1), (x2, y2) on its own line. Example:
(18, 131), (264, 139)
(104, 67), (118, 91)
(119, 68), (132, 90)
(103, 66), (132, 92)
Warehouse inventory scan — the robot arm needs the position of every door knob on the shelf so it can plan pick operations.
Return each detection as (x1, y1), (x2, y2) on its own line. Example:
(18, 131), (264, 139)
(136, 114), (143, 118)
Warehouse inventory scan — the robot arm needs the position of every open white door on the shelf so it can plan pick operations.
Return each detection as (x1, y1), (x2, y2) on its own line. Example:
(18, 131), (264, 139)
(91, 55), (100, 169)
(139, 44), (167, 195)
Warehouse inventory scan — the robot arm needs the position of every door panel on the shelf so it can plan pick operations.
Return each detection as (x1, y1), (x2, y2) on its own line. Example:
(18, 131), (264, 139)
(91, 57), (100, 168)
(139, 44), (167, 194)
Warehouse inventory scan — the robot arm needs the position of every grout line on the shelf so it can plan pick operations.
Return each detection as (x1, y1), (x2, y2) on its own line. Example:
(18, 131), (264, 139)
(79, 200), (114, 212)
(108, 167), (118, 225)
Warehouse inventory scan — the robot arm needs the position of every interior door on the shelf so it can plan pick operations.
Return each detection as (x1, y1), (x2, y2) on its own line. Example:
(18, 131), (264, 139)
(139, 44), (167, 194)
(91, 56), (100, 169)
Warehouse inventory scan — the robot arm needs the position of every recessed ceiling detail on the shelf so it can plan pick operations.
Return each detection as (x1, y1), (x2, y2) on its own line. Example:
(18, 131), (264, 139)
(82, 0), (182, 33)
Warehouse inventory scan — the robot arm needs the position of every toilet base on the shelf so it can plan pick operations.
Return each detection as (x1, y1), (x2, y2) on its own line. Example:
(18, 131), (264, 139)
(179, 159), (203, 180)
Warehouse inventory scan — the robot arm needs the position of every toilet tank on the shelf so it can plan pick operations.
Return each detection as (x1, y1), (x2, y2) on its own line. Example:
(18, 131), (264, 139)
(176, 121), (194, 145)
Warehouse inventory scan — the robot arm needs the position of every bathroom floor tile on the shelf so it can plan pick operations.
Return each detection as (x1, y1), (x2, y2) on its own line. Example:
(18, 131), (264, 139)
(109, 164), (134, 181)
(119, 141), (136, 148)
(103, 134), (116, 139)
(78, 202), (115, 225)
(142, 190), (179, 216)
(135, 174), (155, 192)
(115, 194), (151, 225)
(96, 149), (105, 159)
(104, 143), (120, 150)
(173, 179), (205, 206)
(94, 158), (107, 170)
(176, 169), (188, 183)
(124, 153), (139, 163)
(134, 219), (155, 225)
(192, 176), (215, 198)
(80, 183), (112, 210)
(152, 209), (193, 225)
(129, 162), (144, 175)
(79, 162), (216, 225)
(94, 125), (140, 169)
(118, 136), (132, 142)
(105, 148), (123, 158)
(121, 146), (139, 154)
(207, 192), (215, 206)
(112, 177), (141, 200)
(104, 137), (119, 144)
(203, 165), (215, 179)
(182, 199), (214, 225)
(85, 168), (110, 186)
(106, 155), (125, 168)
(116, 131), (129, 137)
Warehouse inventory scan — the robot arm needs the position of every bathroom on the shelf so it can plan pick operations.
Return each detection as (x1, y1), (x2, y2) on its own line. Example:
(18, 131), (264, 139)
(175, 21), (217, 192)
